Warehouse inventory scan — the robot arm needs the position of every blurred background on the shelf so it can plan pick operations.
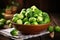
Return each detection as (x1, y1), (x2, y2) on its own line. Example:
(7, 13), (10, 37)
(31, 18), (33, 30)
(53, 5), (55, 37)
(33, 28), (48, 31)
(0, 0), (57, 13)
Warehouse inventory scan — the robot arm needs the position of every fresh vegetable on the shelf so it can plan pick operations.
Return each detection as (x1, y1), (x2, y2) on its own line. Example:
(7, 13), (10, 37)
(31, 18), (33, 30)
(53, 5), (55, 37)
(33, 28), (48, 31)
(55, 26), (60, 32)
(0, 18), (6, 27)
(48, 26), (54, 32)
(12, 5), (50, 25)
(10, 29), (19, 36)
(16, 19), (23, 24)
(29, 17), (36, 22)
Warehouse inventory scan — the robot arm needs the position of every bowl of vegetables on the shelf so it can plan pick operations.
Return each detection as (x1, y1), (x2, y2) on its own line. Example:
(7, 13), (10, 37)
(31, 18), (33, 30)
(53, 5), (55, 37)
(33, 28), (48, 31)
(12, 6), (51, 35)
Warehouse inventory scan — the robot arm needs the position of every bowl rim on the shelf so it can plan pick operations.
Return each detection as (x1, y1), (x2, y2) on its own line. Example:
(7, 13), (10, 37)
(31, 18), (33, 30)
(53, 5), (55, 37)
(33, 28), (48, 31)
(12, 21), (52, 26)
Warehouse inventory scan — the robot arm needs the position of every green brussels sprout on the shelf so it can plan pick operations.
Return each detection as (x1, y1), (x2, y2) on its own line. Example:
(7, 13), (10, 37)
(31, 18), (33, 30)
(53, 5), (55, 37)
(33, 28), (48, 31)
(33, 13), (38, 18)
(10, 29), (19, 36)
(17, 14), (24, 19)
(43, 12), (50, 23)
(32, 21), (38, 25)
(43, 17), (50, 23)
(29, 17), (36, 22)
(0, 19), (5, 27)
(0, 18), (6, 23)
(31, 5), (40, 14)
(48, 26), (54, 32)
(37, 16), (43, 22)
(0, 22), (4, 26)
(25, 8), (33, 17)
(6, 20), (11, 24)
(55, 26), (60, 32)
(43, 12), (49, 18)
(16, 19), (23, 24)
(38, 10), (43, 16)
(24, 21), (30, 25)
(12, 17), (19, 23)
(23, 18), (28, 22)
(20, 9), (26, 15)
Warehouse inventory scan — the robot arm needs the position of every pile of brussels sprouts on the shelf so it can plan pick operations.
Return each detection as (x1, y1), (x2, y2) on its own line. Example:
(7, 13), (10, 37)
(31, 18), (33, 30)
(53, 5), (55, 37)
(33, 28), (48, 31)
(12, 6), (50, 25)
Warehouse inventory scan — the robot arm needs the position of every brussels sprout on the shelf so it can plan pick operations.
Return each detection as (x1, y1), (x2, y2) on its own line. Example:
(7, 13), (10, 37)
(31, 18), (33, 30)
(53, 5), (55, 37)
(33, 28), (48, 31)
(0, 19), (5, 27)
(17, 14), (24, 19)
(33, 13), (38, 18)
(43, 12), (49, 18)
(32, 21), (38, 25)
(0, 22), (4, 26)
(31, 5), (40, 14)
(37, 16), (43, 22)
(6, 20), (11, 24)
(23, 18), (28, 22)
(20, 9), (26, 15)
(43, 12), (50, 23)
(55, 26), (60, 32)
(29, 17), (36, 22)
(43, 17), (50, 23)
(48, 26), (54, 32)
(10, 29), (19, 36)
(12, 17), (19, 23)
(16, 19), (23, 24)
(38, 10), (43, 16)
(0, 18), (6, 23)
(25, 8), (33, 17)
(24, 21), (30, 25)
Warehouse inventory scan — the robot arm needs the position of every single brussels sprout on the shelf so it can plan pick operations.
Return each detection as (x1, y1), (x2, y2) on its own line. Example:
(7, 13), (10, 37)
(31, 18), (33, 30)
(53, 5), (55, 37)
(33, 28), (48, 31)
(12, 17), (19, 23)
(20, 9), (26, 15)
(29, 17), (36, 22)
(6, 20), (11, 24)
(48, 26), (54, 32)
(24, 21), (30, 25)
(38, 10), (43, 16)
(0, 22), (4, 26)
(16, 19), (23, 24)
(43, 12), (49, 18)
(0, 18), (6, 23)
(37, 16), (43, 22)
(43, 17), (50, 23)
(32, 21), (38, 25)
(42, 12), (50, 23)
(33, 13), (38, 18)
(10, 29), (19, 36)
(23, 18), (28, 22)
(25, 8), (33, 17)
(31, 5), (40, 14)
(55, 26), (60, 32)
(17, 14), (24, 19)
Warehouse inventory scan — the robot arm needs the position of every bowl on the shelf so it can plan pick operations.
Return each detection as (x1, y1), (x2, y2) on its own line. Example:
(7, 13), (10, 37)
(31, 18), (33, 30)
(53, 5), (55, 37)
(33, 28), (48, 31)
(3, 13), (14, 20)
(12, 22), (51, 35)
